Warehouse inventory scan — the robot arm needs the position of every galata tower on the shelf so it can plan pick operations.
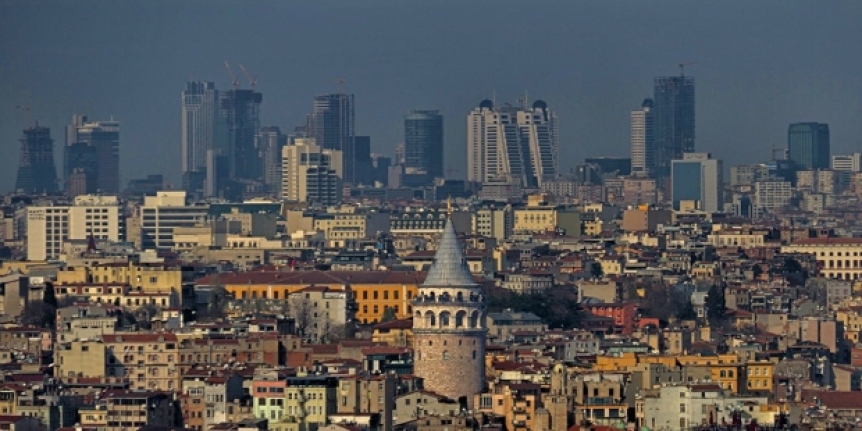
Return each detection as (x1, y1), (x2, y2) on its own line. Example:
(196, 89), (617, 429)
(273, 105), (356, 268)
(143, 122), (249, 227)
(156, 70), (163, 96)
(412, 215), (487, 407)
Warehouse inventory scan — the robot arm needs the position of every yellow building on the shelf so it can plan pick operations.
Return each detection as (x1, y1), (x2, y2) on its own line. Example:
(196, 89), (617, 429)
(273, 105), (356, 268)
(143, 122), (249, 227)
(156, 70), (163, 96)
(371, 319), (413, 347)
(0, 387), (17, 415)
(207, 270), (424, 324)
(744, 361), (774, 393)
(272, 376), (338, 431)
(513, 207), (557, 234)
(781, 238), (862, 280)
(837, 308), (862, 344)
(594, 352), (639, 371)
(58, 261), (184, 292)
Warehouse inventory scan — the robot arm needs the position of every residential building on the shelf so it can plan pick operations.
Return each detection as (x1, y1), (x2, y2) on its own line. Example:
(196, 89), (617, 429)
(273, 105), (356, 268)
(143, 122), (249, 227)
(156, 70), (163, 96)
(788, 122), (830, 171)
(288, 285), (356, 344)
(753, 178), (792, 217)
(630, 98), (655, 177)
(405, 110), (444, 180)
(15, 125), (59, 194)
(671, 153), (722, 212)
(79, 390), (175, 431)
(281, 138), (343, 206)
(832, 153), (862, 172)
(467, 99), (558, 188)
(472, 207), (514, 241)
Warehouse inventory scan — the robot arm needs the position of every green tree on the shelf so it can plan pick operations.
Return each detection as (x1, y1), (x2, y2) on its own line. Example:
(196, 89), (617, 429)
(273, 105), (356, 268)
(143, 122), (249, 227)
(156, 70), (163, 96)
(380, 307), (398, 323)
(43, 282), (57, 309)
(20, 300), (56, 329)
(705, 285), (727, 327)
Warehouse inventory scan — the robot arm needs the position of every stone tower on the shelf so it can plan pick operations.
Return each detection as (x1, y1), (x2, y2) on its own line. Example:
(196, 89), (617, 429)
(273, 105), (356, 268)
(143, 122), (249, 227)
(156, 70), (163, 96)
(413, 217), (487, 407)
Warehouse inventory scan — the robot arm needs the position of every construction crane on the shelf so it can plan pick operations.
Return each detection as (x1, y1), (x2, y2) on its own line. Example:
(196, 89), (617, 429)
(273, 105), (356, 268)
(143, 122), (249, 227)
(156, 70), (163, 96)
(238, 64), (257, 89)
(678, 61), (697, 77)
(223, 61), (240, 89)
(15, 105), (31, 128)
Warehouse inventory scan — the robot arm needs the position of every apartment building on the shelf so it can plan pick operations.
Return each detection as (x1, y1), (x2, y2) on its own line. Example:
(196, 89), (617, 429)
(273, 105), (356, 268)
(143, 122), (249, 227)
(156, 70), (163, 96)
(26, 195), (125, 261)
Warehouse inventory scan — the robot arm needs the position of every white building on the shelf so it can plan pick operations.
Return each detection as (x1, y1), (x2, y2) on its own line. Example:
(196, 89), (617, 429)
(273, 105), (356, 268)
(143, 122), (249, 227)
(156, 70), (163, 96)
(753, 179), (792, 217)
(643, 384), (769, 431)
(467, 99), (558, 188)
(181, 81), (224, 175)
(26, 195), (125, 261)
(288, 285), (355, 343)
(832, 153), (862, 172)
(280, 138), (342, 206)
(139, 191), (208, 250)
(630, 98), (655, 177)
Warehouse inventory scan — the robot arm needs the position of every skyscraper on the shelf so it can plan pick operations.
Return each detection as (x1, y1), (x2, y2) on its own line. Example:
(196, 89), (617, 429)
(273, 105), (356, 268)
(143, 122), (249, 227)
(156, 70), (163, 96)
(788, 122), (830, 171)
(15, 125), (59, 194)
(671, 153), (722, 212)
(65, 115), (120, 194)
(630, 98), (655, 177)
(181, 81), (223, 189)
(281, 138), (342, 206)
(219, 89), (262, 181)
(412, 216), (486, 407)
(309, 94), (355, 181)
(467, 99), (558, 188)
(256, 126), (287, 193)
(653, 76), (695, 178)
(405, 110), (444, 179)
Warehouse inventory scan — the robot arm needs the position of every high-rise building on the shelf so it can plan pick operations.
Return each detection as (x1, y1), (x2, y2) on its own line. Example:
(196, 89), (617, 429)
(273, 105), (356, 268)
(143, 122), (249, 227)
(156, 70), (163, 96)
(26, 195), (125, 261)
(281, 138), (342, 206)
(65, 115), (120, 194)
(630, 98), (655, 177)
(405, 110), (444, 179)
(15, 126), (59, 194)
(467, 99), (558, 188)
(181, 82), (223, 177)
(412, 216), (486, 407)
(219, 89), (262, 180)
(256, 126), (287, 193)
(653, 76), (695, 178)
(309, 93), (355, 181)
(671, 153), (722, 212)
(832, 153), (862, 172)
(788, 122), (830, 171)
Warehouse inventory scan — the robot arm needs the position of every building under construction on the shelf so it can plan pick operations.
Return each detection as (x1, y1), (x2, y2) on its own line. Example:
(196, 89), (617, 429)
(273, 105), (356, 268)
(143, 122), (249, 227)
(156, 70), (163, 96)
(15, 125), (59, 194)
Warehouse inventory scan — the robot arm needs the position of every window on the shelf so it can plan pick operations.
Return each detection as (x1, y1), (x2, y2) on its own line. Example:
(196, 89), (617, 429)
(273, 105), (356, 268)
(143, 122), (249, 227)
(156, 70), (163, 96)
(679, 403), (686, 413)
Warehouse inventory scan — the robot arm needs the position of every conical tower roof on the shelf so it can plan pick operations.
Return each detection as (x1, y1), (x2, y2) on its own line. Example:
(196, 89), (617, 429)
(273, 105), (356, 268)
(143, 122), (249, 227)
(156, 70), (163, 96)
(421, 218), (477, 287)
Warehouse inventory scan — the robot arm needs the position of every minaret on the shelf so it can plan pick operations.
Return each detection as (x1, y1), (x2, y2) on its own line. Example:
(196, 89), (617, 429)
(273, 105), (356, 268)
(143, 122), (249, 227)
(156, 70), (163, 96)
(412, 211), (487, 407)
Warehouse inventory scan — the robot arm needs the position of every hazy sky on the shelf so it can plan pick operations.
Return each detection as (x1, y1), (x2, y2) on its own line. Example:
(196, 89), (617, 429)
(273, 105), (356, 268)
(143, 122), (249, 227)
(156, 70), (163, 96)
(2, 1), (861, 192)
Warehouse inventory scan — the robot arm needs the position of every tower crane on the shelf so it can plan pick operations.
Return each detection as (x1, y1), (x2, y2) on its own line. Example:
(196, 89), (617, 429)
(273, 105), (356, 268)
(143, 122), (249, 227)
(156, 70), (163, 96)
(238, 64), (257, 89)
(223, 61), (240, 89)
(678, 61), (697, 77)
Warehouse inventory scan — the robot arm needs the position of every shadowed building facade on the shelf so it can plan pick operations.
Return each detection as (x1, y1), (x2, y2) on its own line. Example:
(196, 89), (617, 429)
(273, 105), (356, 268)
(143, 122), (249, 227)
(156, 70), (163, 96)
(15, 126), (59, 194)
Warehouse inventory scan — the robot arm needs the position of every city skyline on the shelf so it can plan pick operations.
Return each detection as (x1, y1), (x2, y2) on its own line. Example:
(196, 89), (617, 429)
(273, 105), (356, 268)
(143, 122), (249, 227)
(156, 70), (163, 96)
(2, 2), (861, 192)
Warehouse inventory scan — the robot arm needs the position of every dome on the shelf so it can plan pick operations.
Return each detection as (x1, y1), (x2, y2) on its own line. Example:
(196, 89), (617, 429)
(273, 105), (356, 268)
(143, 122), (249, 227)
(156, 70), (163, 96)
(532, 99), (548, 110)
(478, 99), (494, 110)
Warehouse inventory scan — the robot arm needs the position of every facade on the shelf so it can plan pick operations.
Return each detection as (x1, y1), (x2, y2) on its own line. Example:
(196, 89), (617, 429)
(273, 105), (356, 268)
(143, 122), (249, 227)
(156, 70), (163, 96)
(139, 191), (208, 249)
(412, 217), (486, 407)
(257, 126), (287, 193)
(832, 153), (862, 172)
(26, 195), (125, 261)
(653, 76), (695, 178)
(472, 207), (514, 241)
(782, 238), (862, 281)
(280, 138), (343, 206)
(15, 126), (59, 194)
(630, 98), (655, 177)
(65, 115), (120, 194)
(467, 99), (559, 188)
(309, 93), (355, 182)
(753, 179), (792, 217)
(405, 110), (444, 179)
(788, 122), (830, 171)
(730, 164), (770, 187)
(671, 153), (722, 212)
(181, 81), (223, 182)
(219, 89), (263, 181)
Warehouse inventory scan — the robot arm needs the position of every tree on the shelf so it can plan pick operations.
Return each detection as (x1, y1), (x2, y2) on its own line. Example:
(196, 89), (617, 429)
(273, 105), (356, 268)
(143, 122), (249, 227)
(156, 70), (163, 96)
(705, 284), (727, 327)
(289, 296), (314, 341)
(134, 303), (161, 330)
(380, 307), (398, 323)
(43, 282), (57, 309)
(20, 300), (56, 329)
(590, 262), (604, 279)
